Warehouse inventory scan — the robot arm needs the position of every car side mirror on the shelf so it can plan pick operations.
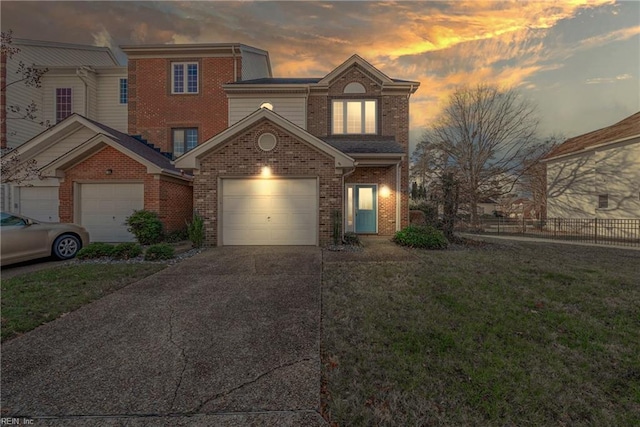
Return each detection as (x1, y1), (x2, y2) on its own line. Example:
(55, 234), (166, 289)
(24, 218), (34, 226)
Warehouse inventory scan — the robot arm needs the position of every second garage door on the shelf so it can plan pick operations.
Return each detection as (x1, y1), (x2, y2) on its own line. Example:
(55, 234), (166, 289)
(79, 183), (144, 242)
(20, 186), (60, 222)
(222, 178), (318, 245)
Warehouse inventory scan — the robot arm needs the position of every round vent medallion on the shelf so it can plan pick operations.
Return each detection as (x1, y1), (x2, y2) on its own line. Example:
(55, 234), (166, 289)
(257, 133), (277, 151)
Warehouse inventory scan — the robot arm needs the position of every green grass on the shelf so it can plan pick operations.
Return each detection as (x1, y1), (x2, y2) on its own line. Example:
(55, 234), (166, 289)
(322, 241), (640, 426)
(1, 264), (166, 342)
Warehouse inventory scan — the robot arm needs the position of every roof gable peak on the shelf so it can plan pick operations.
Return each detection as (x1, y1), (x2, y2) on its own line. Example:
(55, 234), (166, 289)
(319, 54), (393, 85)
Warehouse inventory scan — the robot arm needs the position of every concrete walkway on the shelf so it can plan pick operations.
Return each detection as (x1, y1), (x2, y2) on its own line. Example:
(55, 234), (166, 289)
(1, 247), (326, 426)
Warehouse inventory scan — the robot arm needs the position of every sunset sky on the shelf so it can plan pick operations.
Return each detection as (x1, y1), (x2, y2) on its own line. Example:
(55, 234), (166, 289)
(2, 1), (639, 152)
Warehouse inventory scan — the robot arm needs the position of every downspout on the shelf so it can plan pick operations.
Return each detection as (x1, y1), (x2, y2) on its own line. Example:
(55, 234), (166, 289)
(396, 160), (402, 231)
(233, 46), (238, 82)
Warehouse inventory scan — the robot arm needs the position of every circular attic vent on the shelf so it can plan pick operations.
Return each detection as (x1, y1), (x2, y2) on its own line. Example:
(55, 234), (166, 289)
(257, 133), (277, 151)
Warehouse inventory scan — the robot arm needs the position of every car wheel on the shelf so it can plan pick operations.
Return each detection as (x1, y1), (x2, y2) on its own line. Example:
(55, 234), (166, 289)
(53, 234), (81, 260)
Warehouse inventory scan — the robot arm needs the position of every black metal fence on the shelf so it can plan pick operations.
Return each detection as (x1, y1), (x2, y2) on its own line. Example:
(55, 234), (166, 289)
(465, 217), (640, 248)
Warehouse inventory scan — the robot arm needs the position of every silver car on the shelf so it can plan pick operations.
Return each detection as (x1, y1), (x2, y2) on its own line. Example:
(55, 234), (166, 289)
(0, 212), (90, 266)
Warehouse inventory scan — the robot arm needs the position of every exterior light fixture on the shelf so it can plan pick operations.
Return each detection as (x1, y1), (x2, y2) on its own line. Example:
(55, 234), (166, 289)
(261, 166), (271, 178)
(380, 185), (391, 197)
(106, 169), (113, 175)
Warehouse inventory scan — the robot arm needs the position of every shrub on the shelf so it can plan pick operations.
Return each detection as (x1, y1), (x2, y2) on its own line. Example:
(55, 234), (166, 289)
(393, 225), (448, 249)
(186, 214), (204, 248)
(164, 228), (188, 243)
(144, 243), (175, 261)
(111, 242), (143, 260)
(77, 242), (115, 259)
(343, 232), (362, 246)
(125, 210), (164, 245)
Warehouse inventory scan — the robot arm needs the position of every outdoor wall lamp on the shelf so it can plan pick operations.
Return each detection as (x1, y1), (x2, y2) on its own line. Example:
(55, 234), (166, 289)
(106, 169), (113, 175)
(380, 184), (391, 197)
(261, 166), (272, 178)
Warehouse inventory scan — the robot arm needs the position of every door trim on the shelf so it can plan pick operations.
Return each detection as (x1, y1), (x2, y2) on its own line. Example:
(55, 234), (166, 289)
(345, 183), (378, 234)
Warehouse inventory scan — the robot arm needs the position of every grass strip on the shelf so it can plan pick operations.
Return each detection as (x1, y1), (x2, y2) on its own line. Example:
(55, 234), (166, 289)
(1, 263), (165, 342)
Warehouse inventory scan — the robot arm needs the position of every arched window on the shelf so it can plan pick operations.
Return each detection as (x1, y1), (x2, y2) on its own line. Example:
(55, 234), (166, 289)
(344, 82), (366, 94)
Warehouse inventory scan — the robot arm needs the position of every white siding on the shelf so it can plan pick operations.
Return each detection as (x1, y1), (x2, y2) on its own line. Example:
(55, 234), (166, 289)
(241, 50), (271, 80)
(5, 40), (120, 147)
(546, 140), (640, 219)
(229, 96), (307, 128)
(42, 75), (87, 125)
(96, 74), (128, 132)
(33, 127), (97, 168)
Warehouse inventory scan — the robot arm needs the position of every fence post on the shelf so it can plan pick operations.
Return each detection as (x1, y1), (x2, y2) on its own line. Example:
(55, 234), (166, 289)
(553, 218), (557, 237)
(522, 216), (526, 234)
(594, 217), (598, 244)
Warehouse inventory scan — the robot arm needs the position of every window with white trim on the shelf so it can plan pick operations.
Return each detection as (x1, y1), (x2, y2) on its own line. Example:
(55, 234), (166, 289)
(173, 128), (198, 157)
(119, 79), (128, 104)
(56, 88), (72, 123)
(172, 62), (198, 94)
(332, 100), (376, 134)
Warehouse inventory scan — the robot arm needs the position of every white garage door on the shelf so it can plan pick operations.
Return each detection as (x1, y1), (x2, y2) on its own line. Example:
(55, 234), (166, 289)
(222, 178), (318, 245)
(20, 186), (59, 222)
(79, 183), (144, 242)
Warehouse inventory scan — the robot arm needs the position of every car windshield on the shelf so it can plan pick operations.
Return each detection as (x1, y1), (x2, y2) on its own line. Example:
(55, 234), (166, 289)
(1, 212), (26, 227)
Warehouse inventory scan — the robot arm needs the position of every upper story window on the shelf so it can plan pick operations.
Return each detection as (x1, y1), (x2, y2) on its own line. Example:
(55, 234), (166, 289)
(173, 128), (198, 158)
(172, 62), (198, 94)
(119, 79), (128, 104)
(332, 100), (377, 135)
(56, 88), (72, 123)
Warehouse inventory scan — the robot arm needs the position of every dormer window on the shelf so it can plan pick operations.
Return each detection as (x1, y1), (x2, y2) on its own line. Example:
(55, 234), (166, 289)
(172, 62), (198, 94)
(332, 100), (377, 134)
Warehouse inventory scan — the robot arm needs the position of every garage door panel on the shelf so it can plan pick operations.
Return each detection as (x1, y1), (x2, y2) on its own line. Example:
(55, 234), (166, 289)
(80, 183), (144, 242)
(20, 187), (59, 222)
(221, 178), (317, 245)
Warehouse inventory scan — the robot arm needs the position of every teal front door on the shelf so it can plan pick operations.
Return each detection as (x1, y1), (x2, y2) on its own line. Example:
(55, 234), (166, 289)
(355, 185), (377, 233)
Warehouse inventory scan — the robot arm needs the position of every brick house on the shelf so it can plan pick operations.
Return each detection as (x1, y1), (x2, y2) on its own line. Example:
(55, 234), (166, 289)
(175, 54), (419, 246)
(7, 43), (271, 242)
(9, 43), (419, 246)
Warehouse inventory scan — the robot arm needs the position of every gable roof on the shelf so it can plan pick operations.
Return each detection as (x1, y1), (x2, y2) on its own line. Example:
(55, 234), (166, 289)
(174, 108), (354, 170)
(545, 111), (640, 160)
(18, 114), (188, 179)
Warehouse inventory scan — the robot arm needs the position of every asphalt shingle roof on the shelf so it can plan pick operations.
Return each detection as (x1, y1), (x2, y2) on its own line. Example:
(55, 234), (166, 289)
(82, 116), (181, 173)
(321, 138), (404, 154)
(545, 111), (640, 159)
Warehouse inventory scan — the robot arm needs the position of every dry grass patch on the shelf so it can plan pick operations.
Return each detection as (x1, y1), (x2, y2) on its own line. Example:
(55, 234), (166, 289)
(322, 241), (640, 425)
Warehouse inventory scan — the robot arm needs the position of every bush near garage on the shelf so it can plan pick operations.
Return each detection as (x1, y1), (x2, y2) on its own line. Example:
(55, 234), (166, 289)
(186, 214), (204, 248)
(393, 225), (448, 249)
(125, 210), (164, 245)
(77, 242), (115, 259)
(144, 243), (175, 261)
(111, 242), (143, 260)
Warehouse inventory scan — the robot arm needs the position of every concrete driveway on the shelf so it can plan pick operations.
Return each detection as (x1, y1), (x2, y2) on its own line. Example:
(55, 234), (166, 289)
(1, 247), (326, 426)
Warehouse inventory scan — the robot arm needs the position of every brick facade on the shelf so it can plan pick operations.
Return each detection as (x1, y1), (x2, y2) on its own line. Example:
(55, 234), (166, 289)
(59, 146), (192, 232)
(128, 56), (239, 153)
(193, 119), (342, 246)
(306, 64), (412, 233)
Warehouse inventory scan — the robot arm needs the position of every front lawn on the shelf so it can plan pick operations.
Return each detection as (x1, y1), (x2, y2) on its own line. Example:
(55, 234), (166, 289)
(1, 263), (166, 342)
(322, 241), (640, 425)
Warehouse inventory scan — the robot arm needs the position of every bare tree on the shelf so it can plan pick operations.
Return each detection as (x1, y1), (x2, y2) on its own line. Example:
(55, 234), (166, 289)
(1, 29), (48, 184)
(422, 83), (543, 226)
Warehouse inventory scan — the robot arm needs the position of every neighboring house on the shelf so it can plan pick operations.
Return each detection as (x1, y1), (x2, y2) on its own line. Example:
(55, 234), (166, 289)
(1, 38), (127, 149)
(120, 43), (272, 158)
(544, 111), (640, 219)
(7, 114), (192, 241)
(175, 54), (419, 246)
